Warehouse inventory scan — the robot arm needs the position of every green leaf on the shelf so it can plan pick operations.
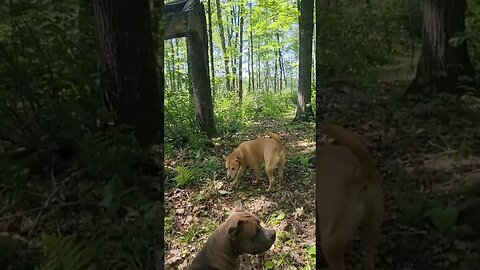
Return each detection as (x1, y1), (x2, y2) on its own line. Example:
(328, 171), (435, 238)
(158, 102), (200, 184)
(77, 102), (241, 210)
(265, 261), (274, 269)
(98, 176), (123, 214)
(175, 166), (195, 186)
(426, 204), (458, 232)
(276, 211), (286, 220)
(306, 245), (316, 256)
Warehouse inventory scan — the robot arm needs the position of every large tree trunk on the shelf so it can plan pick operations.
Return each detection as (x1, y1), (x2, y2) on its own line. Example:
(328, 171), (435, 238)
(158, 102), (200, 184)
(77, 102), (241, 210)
(92, 0), (162, 145)
(215, 0), (231, 92)
(238, 14), (244, 102)
(294, 0), (314, 121)
(207, 0), (215, 95)
(186, 3), (217, 138)
(406, 0), (475, 97)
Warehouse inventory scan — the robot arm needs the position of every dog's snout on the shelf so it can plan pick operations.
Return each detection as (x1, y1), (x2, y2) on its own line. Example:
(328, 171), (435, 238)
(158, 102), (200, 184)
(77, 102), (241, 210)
(267, 229), (276, 241)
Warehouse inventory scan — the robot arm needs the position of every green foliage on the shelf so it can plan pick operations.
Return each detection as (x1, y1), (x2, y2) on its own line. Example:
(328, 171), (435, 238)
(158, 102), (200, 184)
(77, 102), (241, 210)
(78, 127), (142, 182)
(175, 166), (196, 187)
(38, 234), (97, 270)
(425, 201), (458, 233)
(400, 198), (458, 232)
(0, 160), (32, 209)
(465, 0), (480, 75)
(292, 155), (310, 166)
(316, 2), (409, 82)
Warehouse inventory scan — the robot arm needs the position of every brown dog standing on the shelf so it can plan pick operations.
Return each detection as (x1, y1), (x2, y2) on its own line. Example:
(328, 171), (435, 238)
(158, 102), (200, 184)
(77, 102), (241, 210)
(188, 207), (276, 270)
(316, 122), (384, 270)
(226, 132), (286, 190)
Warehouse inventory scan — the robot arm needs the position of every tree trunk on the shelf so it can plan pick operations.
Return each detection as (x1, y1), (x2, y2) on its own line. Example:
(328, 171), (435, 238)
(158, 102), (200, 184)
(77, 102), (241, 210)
(276, 32), (283, 91)
(249, 2), (254, 92)
(294, 0), (314, 121)
(215, 0), (231, 92)
(238, 14), (244, 102)
(92, 0), (162, 145)
(169, 40), (176, 91)
(266, 58), (270, 91)
(257, 41), (261, 90)
(186, 3), (217, 137)
(274, 34), (278, 92)
(406, 0), (475, 97)
(231, 7), (238, 92)
(207, 0), (215, 95)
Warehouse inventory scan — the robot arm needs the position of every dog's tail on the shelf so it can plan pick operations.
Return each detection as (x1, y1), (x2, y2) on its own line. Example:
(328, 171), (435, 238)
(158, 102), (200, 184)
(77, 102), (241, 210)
(323, 122), (375, 181)
(266, 132), (284, 152)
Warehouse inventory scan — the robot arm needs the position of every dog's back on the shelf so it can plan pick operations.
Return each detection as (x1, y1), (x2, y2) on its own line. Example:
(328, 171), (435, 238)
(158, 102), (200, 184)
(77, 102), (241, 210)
(317, 122), (384, 270)
(322, 122), (375, 181)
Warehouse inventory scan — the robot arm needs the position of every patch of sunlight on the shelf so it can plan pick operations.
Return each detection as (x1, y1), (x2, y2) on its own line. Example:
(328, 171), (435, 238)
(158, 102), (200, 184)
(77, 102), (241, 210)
(292, 139), (316, 152)
(421, 152), (480, 171)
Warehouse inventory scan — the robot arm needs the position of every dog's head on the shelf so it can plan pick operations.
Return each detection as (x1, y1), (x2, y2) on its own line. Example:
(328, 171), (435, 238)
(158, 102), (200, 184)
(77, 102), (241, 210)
(225, 151), (242, 180)
(225, 207), (276, 255)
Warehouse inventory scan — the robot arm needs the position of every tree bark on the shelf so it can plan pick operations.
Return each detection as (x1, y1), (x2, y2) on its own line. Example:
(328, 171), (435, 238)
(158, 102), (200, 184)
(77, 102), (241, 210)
(207, 0), (215, 95)
(295, 0), (314, 121)
(92, 0), (162, 145)
(406, 0), (475, 97)
(186, 3), (217, 137)
(215, 0), (231, 92)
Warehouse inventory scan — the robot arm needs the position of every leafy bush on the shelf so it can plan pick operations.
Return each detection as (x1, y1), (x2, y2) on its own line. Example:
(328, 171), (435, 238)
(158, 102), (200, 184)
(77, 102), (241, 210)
(39, 234), (97, 270)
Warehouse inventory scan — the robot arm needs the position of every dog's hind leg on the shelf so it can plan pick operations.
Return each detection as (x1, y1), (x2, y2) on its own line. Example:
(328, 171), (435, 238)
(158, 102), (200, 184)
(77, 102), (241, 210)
(265, 165), (275, 190)
(321, 236), (346, 270)
(361, 201), (383, 270)
(278, 158), (285, 185)
(252, 164), (260, 184)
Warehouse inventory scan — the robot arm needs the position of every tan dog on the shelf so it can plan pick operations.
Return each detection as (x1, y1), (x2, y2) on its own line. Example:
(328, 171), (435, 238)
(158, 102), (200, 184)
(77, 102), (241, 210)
(188, 207), (276, 270)
(316, 122), (384, 270)
(225, 132), (286, 190)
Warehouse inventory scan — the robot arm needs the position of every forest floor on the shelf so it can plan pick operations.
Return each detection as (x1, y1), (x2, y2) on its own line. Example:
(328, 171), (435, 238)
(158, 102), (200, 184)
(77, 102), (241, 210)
(317, 52), (480, 269)
(164, 117), (316, 269)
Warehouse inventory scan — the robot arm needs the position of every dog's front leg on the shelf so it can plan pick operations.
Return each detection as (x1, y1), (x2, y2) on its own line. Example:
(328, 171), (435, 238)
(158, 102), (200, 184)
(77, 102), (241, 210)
(232, 166), (247, 185)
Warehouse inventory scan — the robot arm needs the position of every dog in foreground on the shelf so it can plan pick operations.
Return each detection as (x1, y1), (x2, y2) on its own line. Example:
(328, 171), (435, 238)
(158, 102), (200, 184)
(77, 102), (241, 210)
(316, 122), (384, 270)
(225, 132), (286, 190)
(188, 207), (276, 270)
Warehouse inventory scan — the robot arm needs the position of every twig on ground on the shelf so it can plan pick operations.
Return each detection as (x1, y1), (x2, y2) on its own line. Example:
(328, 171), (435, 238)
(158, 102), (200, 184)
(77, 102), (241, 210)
(0, 201), (88, 222)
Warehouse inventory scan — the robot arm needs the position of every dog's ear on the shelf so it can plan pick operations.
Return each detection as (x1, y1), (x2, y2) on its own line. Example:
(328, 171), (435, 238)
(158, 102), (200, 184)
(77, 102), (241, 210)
(235, 152), (244, 163)
(227, 220), (243, 240)
(233, 206), (244, 212)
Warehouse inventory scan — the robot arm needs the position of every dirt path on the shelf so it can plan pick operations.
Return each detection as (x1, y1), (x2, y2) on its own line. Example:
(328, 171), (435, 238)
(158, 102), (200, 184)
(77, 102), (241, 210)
(164, 118), (316, 269)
